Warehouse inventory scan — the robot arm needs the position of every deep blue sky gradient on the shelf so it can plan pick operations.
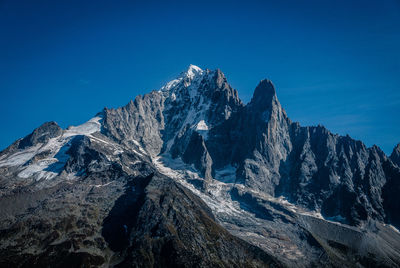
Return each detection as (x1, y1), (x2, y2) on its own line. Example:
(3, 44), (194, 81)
(1, 0), (399, 154)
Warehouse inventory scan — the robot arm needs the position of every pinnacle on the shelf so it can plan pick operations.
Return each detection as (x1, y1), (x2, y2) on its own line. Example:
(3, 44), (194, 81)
(249, 79), (277, 109)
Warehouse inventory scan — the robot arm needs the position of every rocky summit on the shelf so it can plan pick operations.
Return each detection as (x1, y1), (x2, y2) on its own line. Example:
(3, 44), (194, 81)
(1, 65), (400, 268)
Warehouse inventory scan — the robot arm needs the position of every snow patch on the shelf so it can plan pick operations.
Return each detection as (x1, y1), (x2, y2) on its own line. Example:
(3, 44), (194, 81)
(65, 116), (102, 136)
(160, 79), (181, 92)
(387, 224), (400, 234)
(16, 137), (71, 180)
(91, 181), (114, 188)
(196, 120), (209, 131)
(185, 64), (203, 79)
(159, 64), (204, 93)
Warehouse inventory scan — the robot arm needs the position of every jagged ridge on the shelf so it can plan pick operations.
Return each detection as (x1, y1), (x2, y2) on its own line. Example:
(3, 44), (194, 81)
(1, 65), (400, 267)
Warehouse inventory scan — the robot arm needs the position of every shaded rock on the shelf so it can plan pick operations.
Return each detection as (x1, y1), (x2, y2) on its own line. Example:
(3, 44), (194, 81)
(19, 121), (63, 149)
(390, 143), (400, 167)
(113, 173), (282, 268)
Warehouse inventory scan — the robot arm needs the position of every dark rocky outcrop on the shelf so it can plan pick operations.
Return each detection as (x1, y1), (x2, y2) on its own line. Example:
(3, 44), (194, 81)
(18, 121), (63, 149)
(390, 143), (400, 167)
(110, 173), (281, 268)
(0, 121), (63, 157)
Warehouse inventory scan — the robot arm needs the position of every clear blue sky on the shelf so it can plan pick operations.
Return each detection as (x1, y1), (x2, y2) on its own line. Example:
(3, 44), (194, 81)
(1, 0), (399, 154)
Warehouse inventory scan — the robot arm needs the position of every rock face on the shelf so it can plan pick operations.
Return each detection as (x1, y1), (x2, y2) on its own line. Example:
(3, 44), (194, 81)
(0, 125), (280, 268)
(19, 122), (64, 148)
(108, 173), (280, 268)
(102, 66), (242, 182)
(0, 121), (63, 157)
(390, 143), (400, 167)
(0, 65), (399, 267)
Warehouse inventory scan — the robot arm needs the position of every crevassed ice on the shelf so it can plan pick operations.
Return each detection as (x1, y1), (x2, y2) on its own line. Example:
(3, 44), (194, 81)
(0, 145), (40, 167)
(1, 116), (103, 182)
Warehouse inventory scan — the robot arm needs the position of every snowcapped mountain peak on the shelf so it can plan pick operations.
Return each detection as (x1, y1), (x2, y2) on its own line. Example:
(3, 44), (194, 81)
(2, 65), (400, 267)
(185, 64), (203, 78)
(159, 64), (204, 92)
(179, 64), (204, 82)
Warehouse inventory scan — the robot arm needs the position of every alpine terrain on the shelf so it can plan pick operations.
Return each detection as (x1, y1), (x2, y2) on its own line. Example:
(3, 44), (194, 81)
(1, 65), (400, 268)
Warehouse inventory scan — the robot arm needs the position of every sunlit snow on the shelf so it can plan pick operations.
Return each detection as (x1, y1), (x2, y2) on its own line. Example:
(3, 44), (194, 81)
(0, 116), (103, 181)
(196, 120), (209, 131)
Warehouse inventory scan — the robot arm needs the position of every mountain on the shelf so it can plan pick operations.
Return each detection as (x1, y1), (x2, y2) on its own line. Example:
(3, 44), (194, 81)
(1, 65), (400, 267)
(391, 143), (400, 167)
